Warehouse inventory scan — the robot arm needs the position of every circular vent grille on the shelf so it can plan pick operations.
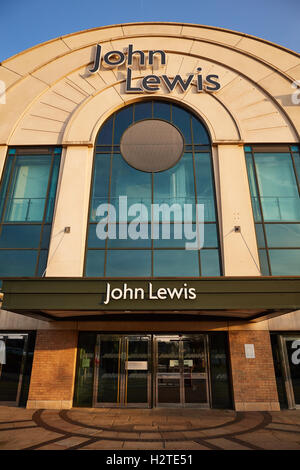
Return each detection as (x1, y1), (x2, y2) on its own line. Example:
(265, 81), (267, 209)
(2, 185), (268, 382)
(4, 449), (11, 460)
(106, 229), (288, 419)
(120, 119), (184, 172)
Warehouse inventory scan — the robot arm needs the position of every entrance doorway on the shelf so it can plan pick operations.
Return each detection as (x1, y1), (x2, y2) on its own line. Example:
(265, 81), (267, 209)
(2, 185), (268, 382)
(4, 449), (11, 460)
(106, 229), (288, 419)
(154, 335), (210, 407)
(93, 334), (210, 408)
(279, 335), (300, 409)
(93, 335), (151, 407)
(0, 333), (29, 405)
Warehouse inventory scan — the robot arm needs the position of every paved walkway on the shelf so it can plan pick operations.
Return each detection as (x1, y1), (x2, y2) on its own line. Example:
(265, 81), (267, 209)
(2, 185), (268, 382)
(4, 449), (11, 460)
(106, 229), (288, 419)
(1, 406), (300, 450)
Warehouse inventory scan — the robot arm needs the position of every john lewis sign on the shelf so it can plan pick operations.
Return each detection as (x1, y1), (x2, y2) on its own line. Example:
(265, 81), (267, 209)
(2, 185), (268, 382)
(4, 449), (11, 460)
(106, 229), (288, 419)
(89, 44), (221, 93)
(103, 282), (197, 305)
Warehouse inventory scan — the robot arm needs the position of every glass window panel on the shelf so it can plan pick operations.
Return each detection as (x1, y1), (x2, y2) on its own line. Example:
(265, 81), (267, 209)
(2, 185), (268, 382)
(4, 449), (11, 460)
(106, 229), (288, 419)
(37, 249), (48, 276)
(134, 101), (152, 121)
(191, 116), (209, 144)
(153, 250), (199, 276)
(85, 250), (105, 276)
(90, 154), (111, 221)
(0, 155), (13, 218)
(269, 249), (300, 275)
(254, 153), (300, 221)
(194, 153), (216, 222)
(107, 223), (151, 248)
(245, 153), (262, 222)
(244, 146), (252, 152)
(41, 224), (51, 249)
(114, 106), (133, 144)
(87, 223), (106, 248)
(294, 153), (300, 183)
(97, 338), (121, 403)
(171, 105), (192, 144)
(106, 250), (151, 276)
(203, 224), (218, 247)
(258, 249), (270, 275)
(291, 146), (299, 152)
(110, 155), (152, 222)
(200, 249), (221, 276)
(45, 153), (61, 223)
(153, 153), (195, 222)
(209, 333), (232, 409)
(74, 333), (96, 406)
(153, 223), (197, 248)
(153, 101), (170, 121)
(0, 225), (41, 248)
(96, 116), (113, 145)
(255, 224), (265, 248)
(265, 224), (300, 247)
(0, 250), (38, 276)
(4, 155), (52, 222)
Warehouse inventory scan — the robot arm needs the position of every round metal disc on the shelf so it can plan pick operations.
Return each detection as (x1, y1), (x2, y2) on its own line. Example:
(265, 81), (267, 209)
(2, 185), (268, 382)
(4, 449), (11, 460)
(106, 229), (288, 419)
(120, 119), (184, 172)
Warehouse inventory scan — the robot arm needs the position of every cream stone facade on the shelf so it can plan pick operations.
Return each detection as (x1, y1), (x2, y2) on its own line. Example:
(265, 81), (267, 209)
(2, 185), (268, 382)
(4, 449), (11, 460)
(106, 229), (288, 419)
(0, 23), (300, 411)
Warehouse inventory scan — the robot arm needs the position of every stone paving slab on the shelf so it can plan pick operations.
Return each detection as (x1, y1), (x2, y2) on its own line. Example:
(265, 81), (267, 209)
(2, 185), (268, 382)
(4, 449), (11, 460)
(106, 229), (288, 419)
(1, 406), (300, 450)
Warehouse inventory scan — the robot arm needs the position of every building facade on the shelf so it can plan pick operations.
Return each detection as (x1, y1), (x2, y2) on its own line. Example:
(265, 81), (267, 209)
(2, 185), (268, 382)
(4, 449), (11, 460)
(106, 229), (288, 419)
(0, 22), (300, 411)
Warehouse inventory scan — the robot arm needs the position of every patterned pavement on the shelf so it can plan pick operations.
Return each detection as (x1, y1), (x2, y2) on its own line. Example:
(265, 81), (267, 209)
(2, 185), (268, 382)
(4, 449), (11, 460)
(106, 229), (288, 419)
(1, 407), (300, 450)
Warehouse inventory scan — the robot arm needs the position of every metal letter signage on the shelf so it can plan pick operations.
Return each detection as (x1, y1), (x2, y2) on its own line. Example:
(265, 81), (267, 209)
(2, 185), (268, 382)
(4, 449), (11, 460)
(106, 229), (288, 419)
(89, 44), (221, 93)
(103, 282), (197, 305)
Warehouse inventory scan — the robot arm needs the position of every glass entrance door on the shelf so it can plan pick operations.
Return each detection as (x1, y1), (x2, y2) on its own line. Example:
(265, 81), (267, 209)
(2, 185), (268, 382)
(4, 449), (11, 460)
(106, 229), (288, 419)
(0, 334), (29, 405)
(280, 336), (300, 409)
(154, 335), (210, 407)
(93, 335), (151, 407)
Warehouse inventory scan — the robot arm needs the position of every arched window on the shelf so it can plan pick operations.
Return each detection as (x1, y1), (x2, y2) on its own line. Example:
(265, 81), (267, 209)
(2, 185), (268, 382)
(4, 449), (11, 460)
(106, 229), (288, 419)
(85, 100), (221, 277)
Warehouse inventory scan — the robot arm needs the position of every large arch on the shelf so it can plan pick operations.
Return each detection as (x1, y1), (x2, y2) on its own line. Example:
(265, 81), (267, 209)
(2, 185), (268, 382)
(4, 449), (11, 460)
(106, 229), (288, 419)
(0, 22), (299, 146)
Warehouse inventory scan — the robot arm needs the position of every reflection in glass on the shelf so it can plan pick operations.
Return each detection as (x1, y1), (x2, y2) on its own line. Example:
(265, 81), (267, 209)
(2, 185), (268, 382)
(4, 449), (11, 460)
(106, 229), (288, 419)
(98, 338), (121, 403)
(194, 153), (216, 222)
(269, 249), (300, 275)
(0, 225), (41, 248)
(286, 340), (300, 405)
(200, 250), (221, 276)
(126, 338), (149, 403)
(0, 250), (38, 276)
(4, 156), (51, 222)
(110, 155), (152, 221)
(106, 250), (151, 277)
(0, 338), (25, 402)
(85, 250), (105, 277)
(265, 224), (300, 247)
(154, 250), (199, 276)
(258, 249), (270, 275)
(254, 153), (300, 221)
(153, 153), (195, 222)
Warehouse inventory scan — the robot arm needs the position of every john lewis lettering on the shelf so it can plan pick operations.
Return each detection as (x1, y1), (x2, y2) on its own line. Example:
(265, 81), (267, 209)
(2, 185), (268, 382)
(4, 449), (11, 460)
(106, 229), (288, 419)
(103, 282), (197, 305)
(90, 44), (221, 93)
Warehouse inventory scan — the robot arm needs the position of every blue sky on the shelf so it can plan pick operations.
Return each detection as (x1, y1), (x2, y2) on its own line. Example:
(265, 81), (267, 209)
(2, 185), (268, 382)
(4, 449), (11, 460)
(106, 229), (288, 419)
(0, 0), (299, 61)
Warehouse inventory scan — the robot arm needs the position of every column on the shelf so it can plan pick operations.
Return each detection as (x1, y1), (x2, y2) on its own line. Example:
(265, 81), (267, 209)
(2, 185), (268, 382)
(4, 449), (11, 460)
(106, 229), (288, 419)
(45, 145), (94, 276)
(217, 144), (260, 275)
(27, 330), (78, 409)
(229, 329), (280, 411)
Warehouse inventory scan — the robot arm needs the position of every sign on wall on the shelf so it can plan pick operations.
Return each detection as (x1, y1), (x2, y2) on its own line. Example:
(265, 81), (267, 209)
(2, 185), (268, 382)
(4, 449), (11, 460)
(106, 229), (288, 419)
(89, 44), (221, 93)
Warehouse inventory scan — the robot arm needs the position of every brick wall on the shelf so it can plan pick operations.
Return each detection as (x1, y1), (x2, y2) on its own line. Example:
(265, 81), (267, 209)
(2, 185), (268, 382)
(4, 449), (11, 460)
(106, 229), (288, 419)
(27, 329), (78, 409)
(229, 330), (280, 411)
